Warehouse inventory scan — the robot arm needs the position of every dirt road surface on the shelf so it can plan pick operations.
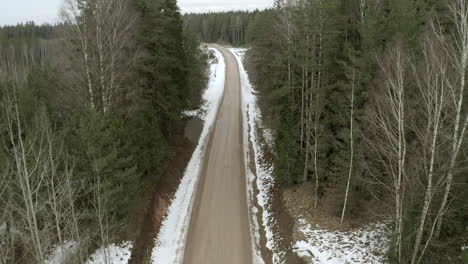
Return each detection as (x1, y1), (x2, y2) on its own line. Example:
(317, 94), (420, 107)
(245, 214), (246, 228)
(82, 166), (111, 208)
(183, 45), (253, 264)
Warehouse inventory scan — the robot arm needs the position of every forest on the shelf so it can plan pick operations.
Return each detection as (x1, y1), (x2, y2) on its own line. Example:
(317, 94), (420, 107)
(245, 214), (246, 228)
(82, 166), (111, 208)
(185, 0), (467, 263)
(0, 0), (467, 263)
(0, 0), (207, 263)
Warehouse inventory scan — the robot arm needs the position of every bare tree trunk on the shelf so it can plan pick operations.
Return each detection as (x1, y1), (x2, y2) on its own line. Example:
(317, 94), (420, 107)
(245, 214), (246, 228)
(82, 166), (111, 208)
(301, 58), (306, 151)
(303, 87), (314, 183)
(312, 4), (324, 208)
(313, 116), (319, 208)
(303, 119), (310, 182)
(45, 123), (64, 247)
(64, 162), (87, 262)
(288, 17), (293, 103)
(375, 44), (408, 262)
(303, 32), (316, 183)
(92, 160), (111, 264)
(341, 69), (355, 224)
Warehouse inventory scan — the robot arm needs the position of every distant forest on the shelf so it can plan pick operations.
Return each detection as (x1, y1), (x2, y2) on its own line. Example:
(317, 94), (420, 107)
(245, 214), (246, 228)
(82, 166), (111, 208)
(0, 22), (55, 40)
(184, 0), (468, 263)
(183, 11), (258, 46)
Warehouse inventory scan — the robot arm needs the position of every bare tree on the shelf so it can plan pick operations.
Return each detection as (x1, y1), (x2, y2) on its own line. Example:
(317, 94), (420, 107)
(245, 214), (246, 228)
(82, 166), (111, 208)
(61, 0), (139, 113)
(300, 0), (316, 182)
(44, 123), (66, 248)
(90, 155), (114, 264)
(298, 0), (325, 208)
(1, 80), (84, 264)
(92, 0), (138, 113)
(0, 165), (15, 264)
(433, 0), (468, 237)
(313, 1), (325, 208)
(2, 87), (48, 262)
(61, 0), (96, 109)
(372, 44), (409, 263)
(409, 33), (451, 264)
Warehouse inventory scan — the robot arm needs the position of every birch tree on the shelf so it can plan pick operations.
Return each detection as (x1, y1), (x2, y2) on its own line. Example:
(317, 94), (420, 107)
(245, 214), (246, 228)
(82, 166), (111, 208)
(341, 69), (356, 224)
(410, 33), (451, 264)
(372, 44), (409, 263)
(433, 0), (468, 237)
(61, 0), (96, 109)
(61, 0), (139, 113)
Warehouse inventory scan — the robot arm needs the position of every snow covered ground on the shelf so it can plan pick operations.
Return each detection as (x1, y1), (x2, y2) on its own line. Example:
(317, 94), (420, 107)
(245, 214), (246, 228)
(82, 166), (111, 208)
(150, 47), (226, 264)
(44, 241), (78, 264)
(230, 48), (285, 264)
(86, 242), (133, 264)
(44, 241), (132, 264)
(293, 219), (391, 264)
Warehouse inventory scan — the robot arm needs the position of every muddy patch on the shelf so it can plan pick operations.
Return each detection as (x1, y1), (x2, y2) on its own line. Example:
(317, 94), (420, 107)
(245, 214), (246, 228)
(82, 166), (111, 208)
(247, 115), (303, 264)
(129, 126), (195, 264)
(272, 186), (305, 264)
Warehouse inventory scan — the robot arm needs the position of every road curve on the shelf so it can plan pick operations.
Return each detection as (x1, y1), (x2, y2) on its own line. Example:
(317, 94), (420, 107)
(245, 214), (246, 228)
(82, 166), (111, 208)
(183, 45), (253, 264)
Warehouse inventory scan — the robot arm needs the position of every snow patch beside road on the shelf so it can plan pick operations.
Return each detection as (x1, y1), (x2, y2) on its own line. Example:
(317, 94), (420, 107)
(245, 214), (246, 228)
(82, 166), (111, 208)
(86, 242), (133, 264)
(293, 219), (391, 264)
(230, 48), (285, 264)
(151, 47), (226, 264)
(45, 240), (132, 264)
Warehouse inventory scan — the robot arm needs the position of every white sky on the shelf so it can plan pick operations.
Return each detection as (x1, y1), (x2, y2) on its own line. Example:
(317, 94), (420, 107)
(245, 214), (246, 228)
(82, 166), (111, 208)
(0, 0), (273, 26)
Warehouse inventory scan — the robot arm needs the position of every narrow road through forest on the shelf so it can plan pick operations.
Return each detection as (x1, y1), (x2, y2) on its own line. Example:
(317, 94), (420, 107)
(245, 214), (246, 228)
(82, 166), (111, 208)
(183, 45), (253, 264)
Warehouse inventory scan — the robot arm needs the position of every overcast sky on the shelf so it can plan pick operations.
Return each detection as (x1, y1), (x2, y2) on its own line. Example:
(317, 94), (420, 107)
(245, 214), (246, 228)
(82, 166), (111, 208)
(0, 0), (273, 26)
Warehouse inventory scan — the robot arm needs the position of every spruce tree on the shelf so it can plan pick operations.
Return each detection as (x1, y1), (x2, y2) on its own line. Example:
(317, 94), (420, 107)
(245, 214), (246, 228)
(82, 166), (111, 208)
(63, 110), (138, 221)
(136, 0), (189, 132)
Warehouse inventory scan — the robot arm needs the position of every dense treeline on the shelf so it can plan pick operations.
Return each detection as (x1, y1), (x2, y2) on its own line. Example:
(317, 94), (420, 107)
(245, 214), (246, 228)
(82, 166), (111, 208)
(203, 0), (466, 263)
(0, 0), (207, 263)
(183, 11), (259, 46)
(0, 22), (55, 41)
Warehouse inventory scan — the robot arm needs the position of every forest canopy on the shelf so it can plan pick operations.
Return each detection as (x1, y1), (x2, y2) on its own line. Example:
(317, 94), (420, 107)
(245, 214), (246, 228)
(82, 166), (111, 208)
(0, 0), (208, 263)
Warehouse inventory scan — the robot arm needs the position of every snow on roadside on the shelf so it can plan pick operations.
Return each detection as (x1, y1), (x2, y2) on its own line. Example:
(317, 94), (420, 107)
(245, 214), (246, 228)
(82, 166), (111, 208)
(86, 241), (133, 264)
(182, 109), (198, 118)
(229, 48), (285, 264)
(151, 47), (226, 264)
(293, 219), (391, 264)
